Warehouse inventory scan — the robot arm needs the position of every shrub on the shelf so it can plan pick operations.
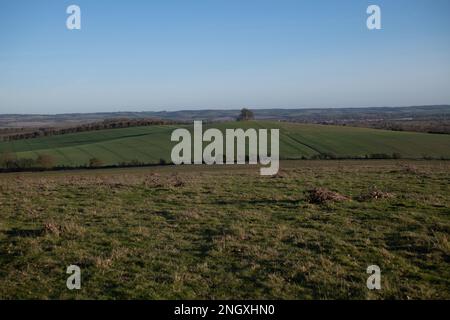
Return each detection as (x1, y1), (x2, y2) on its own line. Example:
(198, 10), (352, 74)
(0, 151), (37, 170)
(322, 152), (337, 160)
(311, 153), (338, 160)
(16, 158), (36, 169)
(128, 159), (142, 166)
(0, 151), (16, 168)
(89, 158), (104, 168)
(36, 154), (55, 169)
(369, 153), (392, 159)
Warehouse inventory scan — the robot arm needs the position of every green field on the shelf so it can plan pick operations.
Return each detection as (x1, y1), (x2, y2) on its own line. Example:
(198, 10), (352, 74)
(0, 160), (449, 299)
(1, 121), (449, 167)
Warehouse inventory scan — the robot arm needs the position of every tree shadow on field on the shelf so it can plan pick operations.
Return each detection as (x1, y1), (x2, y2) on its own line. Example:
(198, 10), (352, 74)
(4, 228), (45, 238)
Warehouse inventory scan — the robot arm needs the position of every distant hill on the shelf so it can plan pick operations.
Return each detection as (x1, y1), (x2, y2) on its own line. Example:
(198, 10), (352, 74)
(1, 121), (449, 170)
(1, 105), (449, 128)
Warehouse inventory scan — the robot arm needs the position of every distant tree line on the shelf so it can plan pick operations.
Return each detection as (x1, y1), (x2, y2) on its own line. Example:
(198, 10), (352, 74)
(0, 127), (28, 135)
(1, 118), (178, 142)
(345, 120), (450, 134)
(297, 119), (450, 135)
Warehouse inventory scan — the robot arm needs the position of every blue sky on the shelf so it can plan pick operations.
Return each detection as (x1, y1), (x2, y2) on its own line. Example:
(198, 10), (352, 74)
(0, 0), (449, 114)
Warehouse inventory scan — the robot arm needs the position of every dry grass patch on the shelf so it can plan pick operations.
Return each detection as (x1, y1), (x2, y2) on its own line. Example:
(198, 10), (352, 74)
(358, 187), (395, 201)
(306, 188), (349, 204)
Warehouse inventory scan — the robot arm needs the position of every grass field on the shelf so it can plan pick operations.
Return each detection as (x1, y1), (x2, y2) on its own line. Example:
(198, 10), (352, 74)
(1, 121), (449, 167)
(0, 160), (449, 299)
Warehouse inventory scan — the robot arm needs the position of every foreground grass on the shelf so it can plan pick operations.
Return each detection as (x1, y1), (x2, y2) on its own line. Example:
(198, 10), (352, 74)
(0, 160), (449, 299)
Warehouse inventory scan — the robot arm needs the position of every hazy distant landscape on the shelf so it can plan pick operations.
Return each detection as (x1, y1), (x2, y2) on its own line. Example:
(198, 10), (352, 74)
(1, 105), (449, 128)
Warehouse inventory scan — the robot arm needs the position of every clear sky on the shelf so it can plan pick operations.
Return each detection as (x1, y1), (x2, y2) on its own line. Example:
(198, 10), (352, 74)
(0, 0), (449, 114)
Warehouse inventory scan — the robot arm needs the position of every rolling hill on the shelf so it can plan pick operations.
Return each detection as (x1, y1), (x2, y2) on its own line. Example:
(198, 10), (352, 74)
(0, 121), (449, 168)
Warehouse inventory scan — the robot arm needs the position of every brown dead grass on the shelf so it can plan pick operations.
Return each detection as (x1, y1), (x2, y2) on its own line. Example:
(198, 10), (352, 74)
(358, 187), (395, 201)
(306, 187), (349, 204)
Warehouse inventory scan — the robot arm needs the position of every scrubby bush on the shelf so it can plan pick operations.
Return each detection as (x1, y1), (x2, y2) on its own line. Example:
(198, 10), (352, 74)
(89, 158), (104, 168)
(311, 152), (338, 160)
(36, 154), (55, 169)
(0, 151), (16, 168)
(129, 159), (143, 166)
(0, 151), (37, 170)
(16, 158), (37, 169)
(369, 153), (392, 159)
(392, 152), (402, 159)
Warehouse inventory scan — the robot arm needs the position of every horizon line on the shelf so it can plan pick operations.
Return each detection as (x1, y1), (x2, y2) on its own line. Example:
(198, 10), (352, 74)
(1, 104), (450, 117)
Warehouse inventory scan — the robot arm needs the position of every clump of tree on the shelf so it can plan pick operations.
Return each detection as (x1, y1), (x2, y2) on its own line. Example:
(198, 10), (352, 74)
(237, 108), (254, 121)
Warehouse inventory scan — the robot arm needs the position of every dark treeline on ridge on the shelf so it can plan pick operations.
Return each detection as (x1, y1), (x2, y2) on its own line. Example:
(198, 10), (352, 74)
(0, 118), (179, 141)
